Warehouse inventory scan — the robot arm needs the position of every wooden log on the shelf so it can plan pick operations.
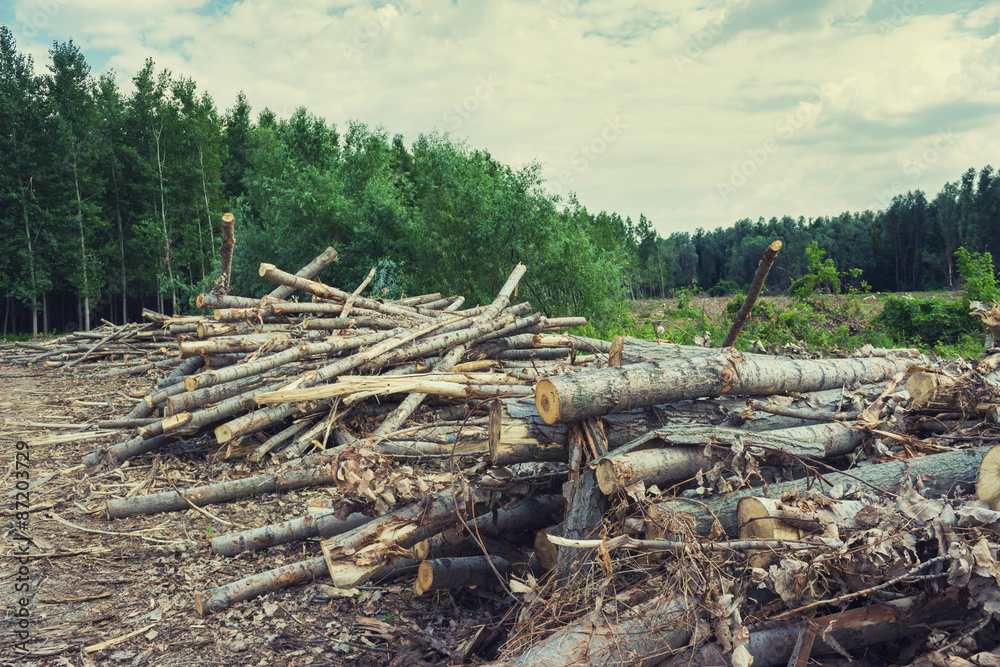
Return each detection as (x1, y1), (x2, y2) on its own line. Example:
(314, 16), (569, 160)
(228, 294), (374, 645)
(196, 322), (290, 338)
(82, 433), (171, 468)
(535, 351), (911, 424)
(737, 496), (865, 567)
(212, 510), (371, 557)
(215, 403), (301, 445)
(196, 292), (258, 309)
(209, 212), (236, 295)
(656, 445), (991, 535)
(414, 556), (511, 595)
(259, 262), (428, 320)
(105, 465), (337, 519)
(249, 418), (312, 463)
(178, 333), (299, 358)
(660, 589), (962, 667)
(184, 330), (391, 392)
(265, 246), (338, 301)
(977, 444), (1000, 510)
(494, 591), (694, 667)
(723, 240), (782, 347)
(906, 370), (1000, 414)
(320, 487), (490, 588)
(195, 556), (327, 615)
(596, 447), (713, 496)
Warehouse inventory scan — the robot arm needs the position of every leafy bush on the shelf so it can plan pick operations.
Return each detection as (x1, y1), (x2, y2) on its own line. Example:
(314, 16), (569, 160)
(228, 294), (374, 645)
(707, 280), (740, 297)
(954, 247), (1000, 304)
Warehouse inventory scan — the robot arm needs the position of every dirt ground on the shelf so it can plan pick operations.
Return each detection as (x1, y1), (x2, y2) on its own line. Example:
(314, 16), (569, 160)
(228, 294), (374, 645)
(1, 363), (506, 667)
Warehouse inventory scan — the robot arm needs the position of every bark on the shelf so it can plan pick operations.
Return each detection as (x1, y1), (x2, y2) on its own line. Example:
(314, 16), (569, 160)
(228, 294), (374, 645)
(496, 591), (694, 667)
(535, 351), (911, 424)
(656, 445), (991, 535)
(658, 589), (963, 667)
(195, 292), (259, 309)
(195, 556), (327, 616)
(82, 433), (172, 468)
(265, 246), (339, 301)
(210, 214), (237, 295)
(320, 487), (490, 588)
(184, 331), (390, 392)
(249, 418), (312, 463)
(414, 555), (511, 594)
(723, 240), (782, 346)
(212, 510), (371, 557)
(259, 262), (426, 320)
(105, 465), (337, 518)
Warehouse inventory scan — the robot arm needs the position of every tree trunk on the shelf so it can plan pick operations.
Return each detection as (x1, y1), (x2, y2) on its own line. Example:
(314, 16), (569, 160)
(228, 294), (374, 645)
(210, 213), (236, 295)
(414, 556), (511, 595)
(535, 351), (912, 424)
(264, 247), (339, 301)
(495, 591), (694, 667)
(723, 240), (782, 347)
(105, 465), (338, 518)
(72, 149), (91, 331)
(655, 445), (991, 535)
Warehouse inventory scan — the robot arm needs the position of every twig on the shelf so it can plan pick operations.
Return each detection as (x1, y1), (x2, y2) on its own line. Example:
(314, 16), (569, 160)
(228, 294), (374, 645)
(772, 554), (950, 619)
(545, 534), (839, 552)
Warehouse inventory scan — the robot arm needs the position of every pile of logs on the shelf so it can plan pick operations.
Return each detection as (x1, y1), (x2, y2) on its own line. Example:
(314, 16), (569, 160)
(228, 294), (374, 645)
(7, 240), (1000, 666)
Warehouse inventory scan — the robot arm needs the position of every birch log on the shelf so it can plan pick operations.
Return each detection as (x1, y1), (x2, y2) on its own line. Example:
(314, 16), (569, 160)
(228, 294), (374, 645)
(535, 351), (911, 424)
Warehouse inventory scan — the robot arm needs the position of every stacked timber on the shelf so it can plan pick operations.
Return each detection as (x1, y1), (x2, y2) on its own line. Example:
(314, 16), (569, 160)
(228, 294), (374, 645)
(9, 238), (1000, 665)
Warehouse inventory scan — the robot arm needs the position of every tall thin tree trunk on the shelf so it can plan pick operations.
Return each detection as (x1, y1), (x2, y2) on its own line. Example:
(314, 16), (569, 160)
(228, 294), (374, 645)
(21, 182), (38, 337)
(195, 198), (206, 279)
(153, 123), (177, 312)
(42, 293), (48, 333)
(72, 150), (91, 331)
(110, 160), (128, 324)
(199, 143), (216, 255)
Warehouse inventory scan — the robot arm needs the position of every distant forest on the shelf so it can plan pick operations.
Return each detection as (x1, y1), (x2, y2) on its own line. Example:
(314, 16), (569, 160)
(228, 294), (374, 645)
(2, 28), (997, 335)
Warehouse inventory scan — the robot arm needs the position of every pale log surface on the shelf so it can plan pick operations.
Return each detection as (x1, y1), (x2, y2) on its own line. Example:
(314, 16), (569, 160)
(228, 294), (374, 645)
(536, 351), (911, 424)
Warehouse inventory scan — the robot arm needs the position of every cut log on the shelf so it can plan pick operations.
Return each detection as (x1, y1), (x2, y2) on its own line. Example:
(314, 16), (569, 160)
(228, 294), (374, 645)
(596, 421), (867, 495)
(106, 465), (337, 518)
(535, 351), (911, 424)
(211, 511), (371, 557)
(737, 496), (865, 566)
(977, 444), (1000, 510)
(195, 556), (327, 615)
(659, 589), (962, 667)
(265, 246), (338, 302)
(656, 445), (991, 535)
(906, 370), (1000, 414)
(495, 590), (694, 667)
(723, 239), (782, 347)
(414, 556), (511, 595)
(320, 487), (490, 588)
(209, 213), (236, 296)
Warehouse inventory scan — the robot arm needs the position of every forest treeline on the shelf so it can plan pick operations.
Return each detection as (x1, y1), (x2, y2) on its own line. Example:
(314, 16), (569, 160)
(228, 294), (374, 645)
(1, 29), (997, 336)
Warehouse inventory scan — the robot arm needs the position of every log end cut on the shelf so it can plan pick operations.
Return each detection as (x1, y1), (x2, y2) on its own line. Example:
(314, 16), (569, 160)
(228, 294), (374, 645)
(595, 458), (623, 495)
(415, 560), (435, 595)
(977, 445), (1000, 511)
(215, 424), (235, 444)
(534, 378), (561, 425)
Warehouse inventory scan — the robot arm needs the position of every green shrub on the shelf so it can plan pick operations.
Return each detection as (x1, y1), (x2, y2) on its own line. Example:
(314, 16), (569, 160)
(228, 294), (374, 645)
(707, 280), (740, 297)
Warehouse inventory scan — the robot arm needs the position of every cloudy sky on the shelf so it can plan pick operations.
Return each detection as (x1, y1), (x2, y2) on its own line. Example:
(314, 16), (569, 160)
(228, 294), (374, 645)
(2, 0), (998, 236)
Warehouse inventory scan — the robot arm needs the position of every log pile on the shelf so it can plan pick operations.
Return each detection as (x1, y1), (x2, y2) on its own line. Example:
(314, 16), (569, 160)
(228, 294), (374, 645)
(7, 240), (1000, 665)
